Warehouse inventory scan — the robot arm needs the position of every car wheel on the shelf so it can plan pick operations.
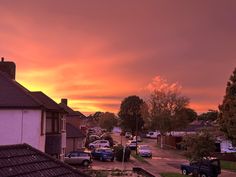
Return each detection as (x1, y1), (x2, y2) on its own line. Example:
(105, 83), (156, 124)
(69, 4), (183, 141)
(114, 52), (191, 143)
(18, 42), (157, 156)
(82, 160), (90, 167)
(200, 174), (207, 177)
(182, 168), (188, 175)
(90, 145), (94, 149)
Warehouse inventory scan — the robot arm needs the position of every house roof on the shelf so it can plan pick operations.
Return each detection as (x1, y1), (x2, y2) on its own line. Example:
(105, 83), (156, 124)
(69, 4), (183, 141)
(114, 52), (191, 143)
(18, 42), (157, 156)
(59, 103), (86, 118)
(177, 120), (213, 132)
(0, 143), (90, 177)
(66, 123), (86, 138)
(0, 71), (43, 109)
(31, 92), (64, 112)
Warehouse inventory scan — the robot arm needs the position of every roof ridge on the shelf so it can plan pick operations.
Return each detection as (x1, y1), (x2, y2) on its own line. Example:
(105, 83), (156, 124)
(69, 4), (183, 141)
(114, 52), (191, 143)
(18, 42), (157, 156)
(31, 91), (66, 112)
(0, 71), (44, 108)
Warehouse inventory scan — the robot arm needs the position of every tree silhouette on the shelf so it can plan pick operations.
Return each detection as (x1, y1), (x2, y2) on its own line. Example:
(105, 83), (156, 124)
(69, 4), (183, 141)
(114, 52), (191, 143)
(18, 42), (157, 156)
(219, 68), (236, 146)
(118, 95), (146, 134)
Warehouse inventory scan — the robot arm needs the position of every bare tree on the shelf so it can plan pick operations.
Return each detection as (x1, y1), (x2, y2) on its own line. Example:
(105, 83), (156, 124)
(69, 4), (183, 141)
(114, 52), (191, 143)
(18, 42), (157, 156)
(148, 78), (190, 148)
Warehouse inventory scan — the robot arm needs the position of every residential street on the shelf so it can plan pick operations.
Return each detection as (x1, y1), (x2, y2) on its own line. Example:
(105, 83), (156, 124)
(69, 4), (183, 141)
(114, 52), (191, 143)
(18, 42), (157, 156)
(90, 133), (236, 177)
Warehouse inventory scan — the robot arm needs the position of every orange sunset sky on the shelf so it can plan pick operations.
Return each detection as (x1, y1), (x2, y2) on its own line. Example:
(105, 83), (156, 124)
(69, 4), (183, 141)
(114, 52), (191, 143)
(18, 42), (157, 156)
(0, 0), (236, 115)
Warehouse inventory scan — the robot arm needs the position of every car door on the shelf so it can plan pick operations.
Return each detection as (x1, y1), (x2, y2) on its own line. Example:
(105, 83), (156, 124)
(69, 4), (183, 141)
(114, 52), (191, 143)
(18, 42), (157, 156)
(65, 152), (79, 164)
(93, 149), (101, 159)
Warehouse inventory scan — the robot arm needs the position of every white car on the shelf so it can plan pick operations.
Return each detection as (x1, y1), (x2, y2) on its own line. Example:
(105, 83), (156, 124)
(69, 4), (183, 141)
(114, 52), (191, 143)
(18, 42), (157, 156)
(126, 140), (138, 150)
(137, 145), (152, 157)
(89, 140), (110, 149)
(146, 131), (159, 139)
(132, 136), (142, 142)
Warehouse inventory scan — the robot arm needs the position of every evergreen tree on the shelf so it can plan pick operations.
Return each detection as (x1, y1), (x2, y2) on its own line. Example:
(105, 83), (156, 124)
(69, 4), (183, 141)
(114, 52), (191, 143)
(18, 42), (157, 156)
(219, 68), (236, 146)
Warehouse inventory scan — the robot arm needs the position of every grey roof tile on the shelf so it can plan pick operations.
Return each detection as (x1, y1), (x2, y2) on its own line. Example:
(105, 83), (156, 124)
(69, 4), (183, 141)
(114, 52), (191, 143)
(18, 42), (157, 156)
(0, 144), (90, 177)
(31, 92), (63, 112)
(59, 103), (86, 118)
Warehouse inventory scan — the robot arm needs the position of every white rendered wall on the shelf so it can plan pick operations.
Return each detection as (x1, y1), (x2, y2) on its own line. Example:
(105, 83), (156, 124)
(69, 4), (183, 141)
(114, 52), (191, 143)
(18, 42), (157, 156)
(0, 109), (45, 152)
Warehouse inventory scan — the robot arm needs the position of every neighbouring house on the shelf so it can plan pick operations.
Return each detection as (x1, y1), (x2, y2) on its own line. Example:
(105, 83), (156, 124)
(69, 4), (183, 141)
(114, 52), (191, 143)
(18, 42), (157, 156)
(159, 120), (236, 153)
(0, 58), (66, 159)
(66, 123), (86, 153)
(0, 143), (90, 177)
(0, 59), (46, 152)
(59, 99), (87, 131)
(31, 91), (67, 159)
(159, 120), (215, 149)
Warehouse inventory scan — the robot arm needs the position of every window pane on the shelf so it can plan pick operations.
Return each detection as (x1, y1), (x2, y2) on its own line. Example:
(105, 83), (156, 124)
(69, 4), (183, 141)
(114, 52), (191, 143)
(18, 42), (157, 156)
(54, 119), (59, 132)
(46, 119), (52, 133)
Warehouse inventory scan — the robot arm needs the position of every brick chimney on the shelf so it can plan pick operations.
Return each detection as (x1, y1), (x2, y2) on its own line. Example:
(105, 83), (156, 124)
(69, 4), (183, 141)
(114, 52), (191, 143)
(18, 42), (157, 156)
(0, 57), (16, 80)
(61, 98), (68, 105)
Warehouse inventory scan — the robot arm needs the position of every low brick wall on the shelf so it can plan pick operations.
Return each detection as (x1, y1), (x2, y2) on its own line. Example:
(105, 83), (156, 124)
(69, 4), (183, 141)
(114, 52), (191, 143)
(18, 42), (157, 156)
(157, 135), (183, 149)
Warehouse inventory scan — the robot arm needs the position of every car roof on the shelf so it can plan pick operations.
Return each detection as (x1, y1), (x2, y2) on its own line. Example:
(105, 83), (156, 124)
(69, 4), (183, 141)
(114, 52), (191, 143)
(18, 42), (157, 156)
(69, 150), (90, 153)
(138, 145), (150, 147)
(95, 147), (112, 150)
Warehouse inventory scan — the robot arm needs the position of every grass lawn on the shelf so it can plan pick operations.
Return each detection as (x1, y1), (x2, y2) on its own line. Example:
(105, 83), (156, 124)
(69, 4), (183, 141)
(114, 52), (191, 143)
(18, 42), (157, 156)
(221, 160), (236, 172)
(160, 173), (186, 177)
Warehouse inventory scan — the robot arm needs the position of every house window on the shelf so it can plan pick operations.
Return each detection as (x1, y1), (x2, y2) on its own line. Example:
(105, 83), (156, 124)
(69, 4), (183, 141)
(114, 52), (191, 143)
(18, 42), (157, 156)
(46, 117), (60, 133)
(61, 117), (66, 132)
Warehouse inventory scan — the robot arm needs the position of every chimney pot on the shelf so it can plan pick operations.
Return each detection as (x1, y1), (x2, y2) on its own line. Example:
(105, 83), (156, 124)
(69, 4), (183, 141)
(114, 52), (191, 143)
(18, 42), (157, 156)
(61, 98), (68, 105)
(0, 59), (16, 79)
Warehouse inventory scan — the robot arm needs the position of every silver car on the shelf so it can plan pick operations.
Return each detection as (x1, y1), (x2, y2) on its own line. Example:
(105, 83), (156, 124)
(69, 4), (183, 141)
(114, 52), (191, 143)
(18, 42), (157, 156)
(137, 145), (152, 157)
(64, 151), (92, 166)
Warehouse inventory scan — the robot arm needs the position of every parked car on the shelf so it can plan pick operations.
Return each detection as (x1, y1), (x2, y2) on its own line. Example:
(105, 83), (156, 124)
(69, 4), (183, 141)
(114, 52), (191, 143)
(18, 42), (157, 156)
(137, 145), (152, 157)
(146, 131), (159, 139)
(88, 140), (110, 149)
(91, 147), (115, 161)
(126, 140), (138, 150)
(125, 132), (132, 138)
(64, 151), (92, 167)
(180, 157), (221, 177)
(132, 136), (142, 142)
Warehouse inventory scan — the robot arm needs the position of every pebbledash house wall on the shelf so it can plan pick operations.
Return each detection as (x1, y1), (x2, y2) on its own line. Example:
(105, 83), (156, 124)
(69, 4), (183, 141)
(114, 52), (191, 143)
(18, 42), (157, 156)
(0, 109), (46, 152)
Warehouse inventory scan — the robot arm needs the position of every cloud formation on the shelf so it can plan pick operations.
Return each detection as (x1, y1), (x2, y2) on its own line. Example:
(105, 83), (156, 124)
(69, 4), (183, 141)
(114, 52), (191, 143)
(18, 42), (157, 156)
(0, 0), (236, 114)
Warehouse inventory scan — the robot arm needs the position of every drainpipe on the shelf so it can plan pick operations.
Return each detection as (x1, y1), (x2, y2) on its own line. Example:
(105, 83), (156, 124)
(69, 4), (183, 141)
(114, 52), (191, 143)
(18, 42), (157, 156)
(20, 110), (24, 143)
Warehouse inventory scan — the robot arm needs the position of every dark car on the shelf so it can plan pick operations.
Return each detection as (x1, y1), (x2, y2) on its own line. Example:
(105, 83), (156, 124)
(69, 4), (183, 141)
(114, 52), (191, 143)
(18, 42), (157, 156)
(180, 157), (221, 177)
(64, 151), (92, 167)
(91, 147), (114, 161)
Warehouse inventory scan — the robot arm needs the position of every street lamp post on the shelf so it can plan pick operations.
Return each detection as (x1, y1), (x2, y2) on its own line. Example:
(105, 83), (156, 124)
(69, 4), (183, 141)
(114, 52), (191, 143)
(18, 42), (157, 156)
(135, 116), (138, 155)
